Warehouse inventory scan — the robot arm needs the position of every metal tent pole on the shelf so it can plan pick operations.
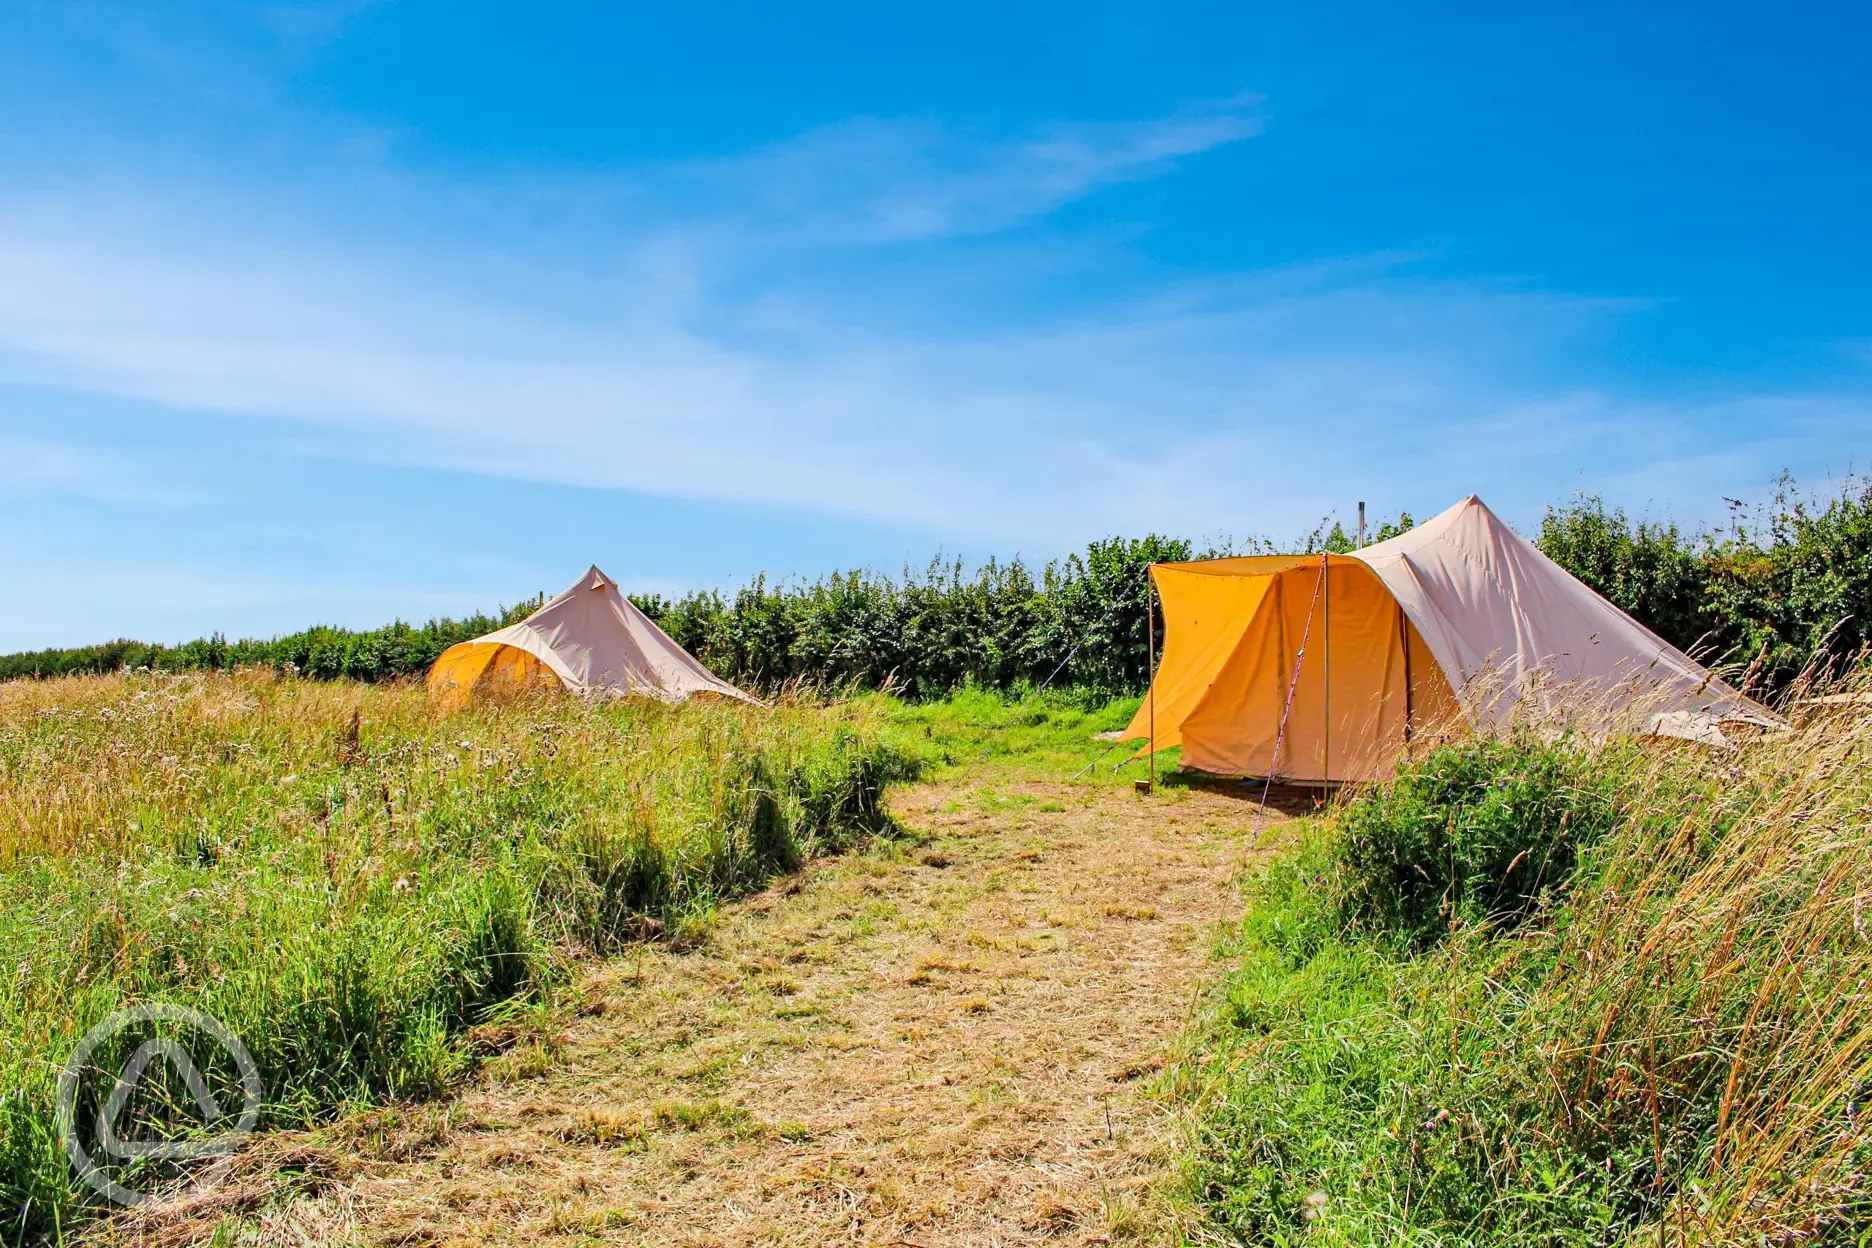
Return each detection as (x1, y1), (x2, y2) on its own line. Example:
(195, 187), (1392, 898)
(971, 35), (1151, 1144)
(1322, 552), (1331, 792)
(1147, 573), (1157, 795)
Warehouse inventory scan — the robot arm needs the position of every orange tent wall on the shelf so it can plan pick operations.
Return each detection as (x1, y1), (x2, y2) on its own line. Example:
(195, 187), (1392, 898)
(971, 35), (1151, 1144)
(427, 641), (561, 714)
(1120, 556), (1287, 755)
(1124, 556), (1459, 783)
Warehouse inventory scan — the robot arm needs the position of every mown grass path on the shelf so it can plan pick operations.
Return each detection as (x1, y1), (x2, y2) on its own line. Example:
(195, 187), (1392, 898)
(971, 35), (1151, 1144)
(133, 777), (1278, 1247)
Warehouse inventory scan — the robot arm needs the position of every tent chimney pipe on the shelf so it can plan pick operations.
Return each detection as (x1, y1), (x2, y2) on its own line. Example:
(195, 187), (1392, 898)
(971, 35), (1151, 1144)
(1357, 501), (1366, 547)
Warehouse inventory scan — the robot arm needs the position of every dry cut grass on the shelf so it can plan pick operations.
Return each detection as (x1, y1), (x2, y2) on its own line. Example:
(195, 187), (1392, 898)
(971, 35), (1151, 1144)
(107, 776), (1283, 1246)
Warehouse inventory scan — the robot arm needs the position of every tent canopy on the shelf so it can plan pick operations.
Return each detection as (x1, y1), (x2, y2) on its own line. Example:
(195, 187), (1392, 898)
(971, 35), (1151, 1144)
(428, 566), (758, 712)
(1123, 496), (1779, 782)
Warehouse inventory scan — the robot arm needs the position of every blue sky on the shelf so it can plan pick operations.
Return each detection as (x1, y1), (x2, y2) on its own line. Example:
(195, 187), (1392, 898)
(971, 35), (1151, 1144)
(2, 1), (1868, 650)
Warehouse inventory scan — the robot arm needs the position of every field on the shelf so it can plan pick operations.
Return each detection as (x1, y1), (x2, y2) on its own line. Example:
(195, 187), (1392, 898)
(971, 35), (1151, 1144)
(5, 667), (1870, 1245)
(0, 672), (910, 1240)
(181, 708), (1269, 1246)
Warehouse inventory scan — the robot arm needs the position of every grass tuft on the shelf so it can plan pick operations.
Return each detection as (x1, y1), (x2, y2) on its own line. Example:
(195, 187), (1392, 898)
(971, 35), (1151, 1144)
(1182, 682), (1872, 1245)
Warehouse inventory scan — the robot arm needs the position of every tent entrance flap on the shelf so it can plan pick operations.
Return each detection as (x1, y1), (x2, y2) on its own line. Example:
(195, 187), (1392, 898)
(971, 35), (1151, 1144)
(427, 642), (560, 714)
(1121, 560), (1282, 755)
(1123, 555), (1461, 784)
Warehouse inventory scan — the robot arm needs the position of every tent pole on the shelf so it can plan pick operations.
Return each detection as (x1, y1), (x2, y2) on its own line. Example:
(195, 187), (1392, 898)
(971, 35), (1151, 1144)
(1400, 605), (1414, 753)
(1322, 552), (1331, 792)
(1147, 572), (1157, 794)
(1257, 564), (1323, 840)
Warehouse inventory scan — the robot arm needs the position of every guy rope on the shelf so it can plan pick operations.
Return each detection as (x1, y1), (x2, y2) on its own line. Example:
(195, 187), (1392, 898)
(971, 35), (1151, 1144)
(1254, 553), (1328, 840)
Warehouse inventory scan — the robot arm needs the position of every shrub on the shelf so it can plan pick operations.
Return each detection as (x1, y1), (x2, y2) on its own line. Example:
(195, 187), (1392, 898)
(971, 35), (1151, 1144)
(1183, 674), (1872, 1245)
(1537, 476), (1872, 694)
(1702, 474), (1872, 692)
(1537, 494), (1715, 653)
(8, 478), (1872, 704)
(1334, 738), (1623, 946)
(0, 532), (1294, 700)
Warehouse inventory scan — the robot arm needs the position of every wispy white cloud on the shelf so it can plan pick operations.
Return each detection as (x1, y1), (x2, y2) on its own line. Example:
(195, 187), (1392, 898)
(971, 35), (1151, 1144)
(694, 99), (1262, 244)
(0, 97), (1863, 557)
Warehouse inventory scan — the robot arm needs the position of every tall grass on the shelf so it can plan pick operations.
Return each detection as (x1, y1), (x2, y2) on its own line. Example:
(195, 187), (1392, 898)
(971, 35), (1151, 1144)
(1182, 679), (1872, 1244)
(0, 671), (914, 1240)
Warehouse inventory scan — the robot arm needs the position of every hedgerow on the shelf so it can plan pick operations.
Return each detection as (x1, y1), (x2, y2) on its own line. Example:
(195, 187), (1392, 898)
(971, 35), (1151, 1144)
(6, 476), (1870, 700)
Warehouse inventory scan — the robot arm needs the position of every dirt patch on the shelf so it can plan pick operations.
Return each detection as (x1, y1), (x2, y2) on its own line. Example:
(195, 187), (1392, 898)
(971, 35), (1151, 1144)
(117, 779), (1284, 1246)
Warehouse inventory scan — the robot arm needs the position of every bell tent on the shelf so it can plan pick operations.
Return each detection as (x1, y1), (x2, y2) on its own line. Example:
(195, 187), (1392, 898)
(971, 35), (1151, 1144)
(428, 566), (758, 712)
(1123, 495), (1779, 783)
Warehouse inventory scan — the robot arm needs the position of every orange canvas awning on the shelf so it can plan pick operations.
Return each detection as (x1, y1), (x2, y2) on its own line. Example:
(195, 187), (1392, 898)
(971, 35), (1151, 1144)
(427, 640), (558, 714)
(1123, 555), (1457, 783)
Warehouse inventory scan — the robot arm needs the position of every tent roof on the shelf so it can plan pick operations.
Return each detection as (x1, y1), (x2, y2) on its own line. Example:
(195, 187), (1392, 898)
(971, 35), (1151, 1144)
(460, 565), (758, 705)
(1348, 496), (1779, 730)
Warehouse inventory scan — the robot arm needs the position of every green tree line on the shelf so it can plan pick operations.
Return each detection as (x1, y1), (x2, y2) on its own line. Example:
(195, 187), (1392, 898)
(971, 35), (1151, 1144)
(1536, 475), (1872, 692)
(4, 478), (1867, 698)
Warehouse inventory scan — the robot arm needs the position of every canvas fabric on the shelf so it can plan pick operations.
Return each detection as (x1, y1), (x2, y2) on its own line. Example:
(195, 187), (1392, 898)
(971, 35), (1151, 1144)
(427, 566), (758, 709)
(428, 641), (555, 714)
(1124, 496), (1777, 781)
(1353, 496), (1776, 731)
(1126, 556), (1459, 782)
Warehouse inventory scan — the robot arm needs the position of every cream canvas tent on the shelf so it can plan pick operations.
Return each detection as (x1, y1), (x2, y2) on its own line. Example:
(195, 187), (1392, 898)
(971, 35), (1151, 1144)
(1123, 495), (1780, 783)
(428, 566), (758, 712)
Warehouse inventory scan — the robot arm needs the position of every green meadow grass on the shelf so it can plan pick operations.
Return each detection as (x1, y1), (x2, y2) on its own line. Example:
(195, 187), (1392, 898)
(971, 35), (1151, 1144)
(1179, 701), (1872, 1245)
(0, 671), (913, 1240)
(868, 684), (1176, 784)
